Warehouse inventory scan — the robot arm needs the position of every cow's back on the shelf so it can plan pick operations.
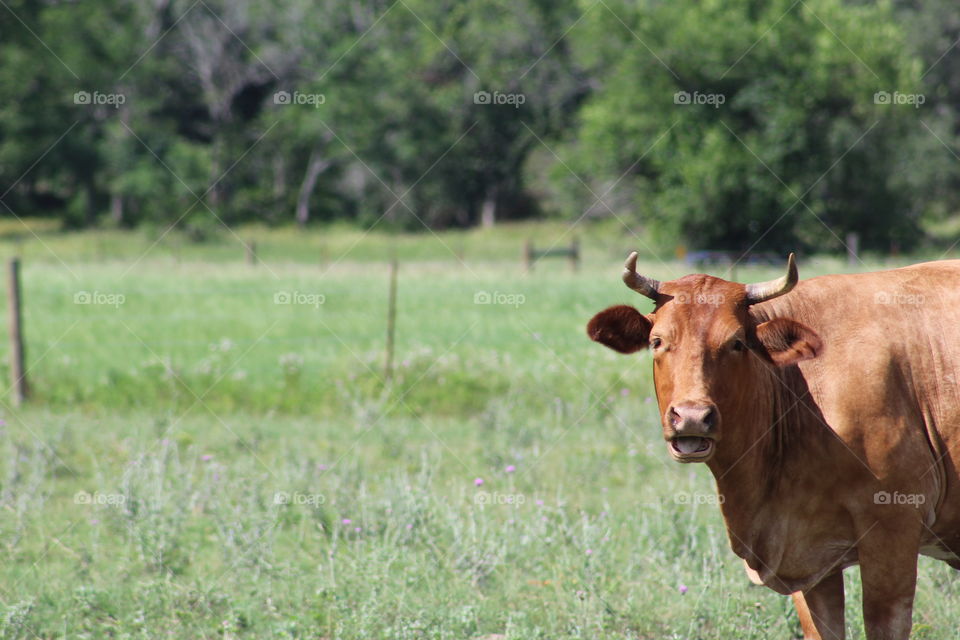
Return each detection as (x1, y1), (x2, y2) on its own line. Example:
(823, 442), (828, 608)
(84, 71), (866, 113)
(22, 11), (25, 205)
(758, 260), (960, 550)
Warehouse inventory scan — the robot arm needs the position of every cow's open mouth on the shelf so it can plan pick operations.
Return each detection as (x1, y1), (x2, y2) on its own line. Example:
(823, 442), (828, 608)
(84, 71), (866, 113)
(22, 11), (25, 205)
(669, 436), (714, 462)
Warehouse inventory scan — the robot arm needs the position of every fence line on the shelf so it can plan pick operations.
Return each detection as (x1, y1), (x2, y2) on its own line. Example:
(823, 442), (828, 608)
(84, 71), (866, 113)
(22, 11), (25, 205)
(8, 258), (27, 405)
(1, 257), (419, 394)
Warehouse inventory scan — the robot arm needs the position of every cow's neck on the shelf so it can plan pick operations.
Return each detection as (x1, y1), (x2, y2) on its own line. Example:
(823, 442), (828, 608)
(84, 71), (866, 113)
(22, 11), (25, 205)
(706, 363), (824, 533)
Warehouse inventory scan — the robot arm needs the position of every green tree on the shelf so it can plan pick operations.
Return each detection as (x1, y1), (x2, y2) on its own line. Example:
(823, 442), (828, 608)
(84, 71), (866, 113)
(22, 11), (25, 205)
(276, 0), (588, 230)
(562, 0), (942, 253)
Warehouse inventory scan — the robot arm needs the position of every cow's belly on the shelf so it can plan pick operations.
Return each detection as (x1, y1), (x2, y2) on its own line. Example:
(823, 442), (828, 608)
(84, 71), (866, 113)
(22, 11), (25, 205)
(919, 543), (960, 565)
(922, 440), (960, 567)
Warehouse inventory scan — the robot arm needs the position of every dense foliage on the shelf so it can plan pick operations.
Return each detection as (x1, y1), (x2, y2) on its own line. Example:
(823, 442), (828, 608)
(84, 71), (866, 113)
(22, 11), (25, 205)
(1, 0), (958, 251)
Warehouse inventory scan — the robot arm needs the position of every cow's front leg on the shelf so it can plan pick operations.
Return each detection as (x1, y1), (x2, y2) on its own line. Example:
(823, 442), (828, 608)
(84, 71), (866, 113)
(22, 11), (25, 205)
(792, 570), (845, 640)
(857, 518), (920, 640)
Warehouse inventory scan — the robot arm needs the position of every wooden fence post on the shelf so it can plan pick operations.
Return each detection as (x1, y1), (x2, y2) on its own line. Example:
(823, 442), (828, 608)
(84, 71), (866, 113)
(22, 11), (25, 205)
(384, 257), (398, 382)
(523, 239), (534, 272)
(570, 237), (580, 272)
(8, 258), (27, 406)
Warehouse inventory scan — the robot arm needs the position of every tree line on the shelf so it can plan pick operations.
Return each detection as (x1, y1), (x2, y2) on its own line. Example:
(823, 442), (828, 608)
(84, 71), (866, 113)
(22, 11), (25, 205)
(1, 0), (958, 252)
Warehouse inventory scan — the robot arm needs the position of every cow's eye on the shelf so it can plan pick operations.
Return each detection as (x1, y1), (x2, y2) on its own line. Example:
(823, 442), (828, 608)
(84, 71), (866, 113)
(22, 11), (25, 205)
(650, 337), (662, 349)
(732, 339), (746, 352)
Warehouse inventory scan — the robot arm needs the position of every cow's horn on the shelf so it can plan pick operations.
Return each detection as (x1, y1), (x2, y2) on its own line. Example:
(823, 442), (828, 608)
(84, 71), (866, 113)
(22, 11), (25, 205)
(622, 251), (661, 300)
(744, 253), (798, 304)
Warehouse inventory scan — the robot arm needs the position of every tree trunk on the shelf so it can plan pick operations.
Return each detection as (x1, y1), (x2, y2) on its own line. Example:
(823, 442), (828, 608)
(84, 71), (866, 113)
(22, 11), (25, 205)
(84, 176), (97, 226)
(208, 136), (222, 209)
(273, 154), (286, 201)
(296, 150), (331, 228)
(480, 185), (498, 228)
(110, 193), (123, 225)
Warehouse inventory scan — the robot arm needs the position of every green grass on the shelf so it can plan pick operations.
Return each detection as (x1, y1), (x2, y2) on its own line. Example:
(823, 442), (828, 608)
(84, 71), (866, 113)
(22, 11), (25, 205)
(0, 220), (958, 638)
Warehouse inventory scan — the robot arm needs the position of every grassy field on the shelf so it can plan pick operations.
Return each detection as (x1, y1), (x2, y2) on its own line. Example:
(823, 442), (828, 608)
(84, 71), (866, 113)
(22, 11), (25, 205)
(0, 221), (958, 639)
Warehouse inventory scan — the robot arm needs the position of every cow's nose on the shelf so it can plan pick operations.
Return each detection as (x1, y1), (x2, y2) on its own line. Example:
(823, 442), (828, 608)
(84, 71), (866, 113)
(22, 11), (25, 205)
(668, 402), (718, 435)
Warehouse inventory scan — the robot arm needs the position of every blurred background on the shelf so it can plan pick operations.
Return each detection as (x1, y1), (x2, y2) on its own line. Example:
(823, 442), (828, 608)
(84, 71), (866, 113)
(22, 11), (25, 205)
(3, 1), (960, 639)
(2, 0), (960, 254)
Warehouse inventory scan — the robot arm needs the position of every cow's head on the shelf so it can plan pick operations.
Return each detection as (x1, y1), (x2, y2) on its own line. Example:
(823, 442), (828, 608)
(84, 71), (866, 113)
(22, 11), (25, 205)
(587, 253), (821, 464)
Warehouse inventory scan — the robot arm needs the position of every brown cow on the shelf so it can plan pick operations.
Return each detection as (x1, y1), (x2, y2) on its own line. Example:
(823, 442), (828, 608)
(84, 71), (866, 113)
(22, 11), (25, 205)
(587, 252), (960, 640)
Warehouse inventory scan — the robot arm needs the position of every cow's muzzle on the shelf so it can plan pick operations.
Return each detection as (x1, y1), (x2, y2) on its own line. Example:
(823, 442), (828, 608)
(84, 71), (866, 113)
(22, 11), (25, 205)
(665, 402), (718, 463)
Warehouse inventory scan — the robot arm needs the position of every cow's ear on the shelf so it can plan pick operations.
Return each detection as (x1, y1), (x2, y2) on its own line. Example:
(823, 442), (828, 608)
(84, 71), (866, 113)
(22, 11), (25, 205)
(755, 318), (822, 366)
(586, 305), (652, 354)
